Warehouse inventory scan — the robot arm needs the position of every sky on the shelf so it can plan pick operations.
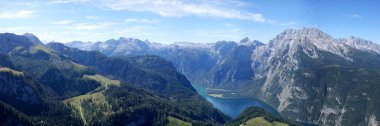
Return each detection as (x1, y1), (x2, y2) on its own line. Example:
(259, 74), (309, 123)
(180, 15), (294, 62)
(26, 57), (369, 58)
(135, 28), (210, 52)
(0, 0), (379, 44)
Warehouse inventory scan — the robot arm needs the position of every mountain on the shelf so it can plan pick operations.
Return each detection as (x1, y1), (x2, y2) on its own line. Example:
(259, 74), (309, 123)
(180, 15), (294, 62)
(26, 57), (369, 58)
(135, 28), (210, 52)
(0, 33), (230, 125)
(67, 28), (380, 126)
(47, 43), (198, 98)
(66, 37), (265, 90)
(65, 38), (156, 56)
(247, 28), (380, 125)
(341, 36), (380, 54)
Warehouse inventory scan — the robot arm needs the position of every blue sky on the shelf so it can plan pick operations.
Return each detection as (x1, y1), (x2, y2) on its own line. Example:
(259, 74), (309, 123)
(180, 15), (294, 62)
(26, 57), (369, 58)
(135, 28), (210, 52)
(0, 0), (379, 44)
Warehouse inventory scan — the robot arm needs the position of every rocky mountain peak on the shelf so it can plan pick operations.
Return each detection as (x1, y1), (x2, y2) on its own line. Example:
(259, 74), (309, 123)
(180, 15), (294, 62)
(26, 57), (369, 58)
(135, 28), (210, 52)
(345, 36), (372, 45)
(64, 41), (95, 51)
(343, 36), (380, 54)
(269, 28), (351, 59)
(118, 37), (142, 42)
(282, 28), (329, 37)
(240, 37), (250, 43)
(274, 28), (333, 43)
(239, 37), (264, 46)
(69, 41), (85, 45)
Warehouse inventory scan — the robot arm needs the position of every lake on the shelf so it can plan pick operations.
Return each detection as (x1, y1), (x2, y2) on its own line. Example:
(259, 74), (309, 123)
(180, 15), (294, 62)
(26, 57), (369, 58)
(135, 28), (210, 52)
(192, 84), (280, 118)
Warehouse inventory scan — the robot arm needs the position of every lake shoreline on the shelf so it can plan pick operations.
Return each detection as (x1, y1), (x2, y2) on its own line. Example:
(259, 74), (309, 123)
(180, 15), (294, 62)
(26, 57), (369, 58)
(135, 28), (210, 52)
(192, 84), (281, 118)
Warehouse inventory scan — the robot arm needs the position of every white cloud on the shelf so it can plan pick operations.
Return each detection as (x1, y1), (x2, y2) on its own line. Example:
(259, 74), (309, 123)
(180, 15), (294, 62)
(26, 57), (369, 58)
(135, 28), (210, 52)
(3, 26), (24, 32)
(279, 21), (296, 26)
(266, 20), (277, 24)
(0, 10), (34, 19)
(38, 26), (148, 42)
(85, 16), (100, 20)
(48, 0), (90, 4)
(49, 0), (267, 22)
(52, 20), (75, 25)
(224, 23), (234, 27)
(224, 23), (239, 32)
(266, 19), (296, 26)
(185, 28), (257, 42)
(23, 1), (40, 7)
(113, 26), (147, 36)
(348, 14), (361, 18)
(103, 0), (266, 22)
(68, 22), (115, 30)
(227, 0), (251, 7)
(124, 18), (160, 23)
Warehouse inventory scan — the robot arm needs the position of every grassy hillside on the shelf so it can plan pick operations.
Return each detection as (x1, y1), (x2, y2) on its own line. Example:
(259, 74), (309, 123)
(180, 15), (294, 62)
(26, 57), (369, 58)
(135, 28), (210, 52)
(167, 116), (192, 126)
(64, 74), (120, 125)
(226, 107), (300, 126)
(240, 117), (288, 126)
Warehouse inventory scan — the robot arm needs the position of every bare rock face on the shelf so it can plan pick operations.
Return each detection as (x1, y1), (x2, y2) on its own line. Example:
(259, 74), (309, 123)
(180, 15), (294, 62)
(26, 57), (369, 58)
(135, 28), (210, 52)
(66, 38), (265, 89)
(250, 28), (380, 125)
(342, 36), (380, 54)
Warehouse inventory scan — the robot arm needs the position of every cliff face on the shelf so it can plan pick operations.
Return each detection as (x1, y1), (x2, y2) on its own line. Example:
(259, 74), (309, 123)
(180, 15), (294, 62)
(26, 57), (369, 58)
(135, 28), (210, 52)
(249, 28), (380, 125)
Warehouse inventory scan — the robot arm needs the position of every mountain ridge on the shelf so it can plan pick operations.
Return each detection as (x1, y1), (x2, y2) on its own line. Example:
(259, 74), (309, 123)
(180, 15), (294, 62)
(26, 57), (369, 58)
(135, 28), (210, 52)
(64, 28), (380, 126)
(3, 28), (380, 125)
(0, 33), (231, 125)
(249, 28), (380, 125)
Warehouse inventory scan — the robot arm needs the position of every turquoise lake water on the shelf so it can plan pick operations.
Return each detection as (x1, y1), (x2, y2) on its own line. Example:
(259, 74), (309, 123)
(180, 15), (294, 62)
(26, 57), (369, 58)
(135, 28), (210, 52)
(192, 84), (280, 118)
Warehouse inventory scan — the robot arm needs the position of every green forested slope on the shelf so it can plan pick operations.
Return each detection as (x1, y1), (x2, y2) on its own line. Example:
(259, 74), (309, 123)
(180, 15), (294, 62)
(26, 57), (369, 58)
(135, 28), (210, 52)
(0, 33), (230, 125)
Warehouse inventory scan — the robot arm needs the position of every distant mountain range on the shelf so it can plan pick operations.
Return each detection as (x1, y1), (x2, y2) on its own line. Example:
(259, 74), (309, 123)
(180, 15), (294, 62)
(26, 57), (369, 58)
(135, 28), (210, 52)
(67, 28), (380, 126)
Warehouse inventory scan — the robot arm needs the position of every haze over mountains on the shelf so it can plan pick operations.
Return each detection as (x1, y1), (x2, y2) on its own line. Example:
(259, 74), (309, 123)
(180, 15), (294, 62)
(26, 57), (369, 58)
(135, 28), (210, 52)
(67, 28), (380, 126)
(1, 28), (380, 126)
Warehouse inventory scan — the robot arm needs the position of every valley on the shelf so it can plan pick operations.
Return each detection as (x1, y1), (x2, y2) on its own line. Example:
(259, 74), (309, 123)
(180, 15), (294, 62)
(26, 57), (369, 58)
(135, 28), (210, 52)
(1, 1), (380, 125)
(1, 28), (380, 126)
(67, 28), (380, 126)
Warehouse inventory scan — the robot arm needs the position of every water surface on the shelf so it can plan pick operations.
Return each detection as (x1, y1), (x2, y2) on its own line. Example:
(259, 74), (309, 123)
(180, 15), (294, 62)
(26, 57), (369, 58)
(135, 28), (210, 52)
(192, 84), (280, 118)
